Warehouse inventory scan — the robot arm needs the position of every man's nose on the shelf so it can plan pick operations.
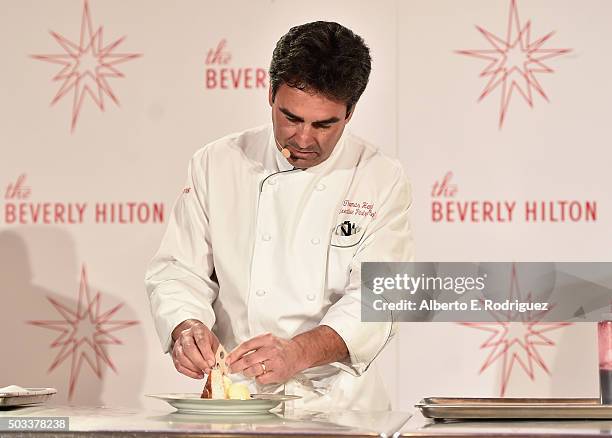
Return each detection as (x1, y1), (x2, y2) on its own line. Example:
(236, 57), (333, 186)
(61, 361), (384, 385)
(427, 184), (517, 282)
(294, 124), (314, 149)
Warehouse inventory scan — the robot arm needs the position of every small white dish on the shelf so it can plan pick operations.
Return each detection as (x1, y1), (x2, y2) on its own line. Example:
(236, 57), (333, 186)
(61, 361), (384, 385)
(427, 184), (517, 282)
(0, 387), (57, 407)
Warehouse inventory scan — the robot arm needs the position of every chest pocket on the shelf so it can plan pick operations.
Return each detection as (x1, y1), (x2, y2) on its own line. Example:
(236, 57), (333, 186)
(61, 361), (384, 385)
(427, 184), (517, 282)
(325, 217), (366, 293)
(330, 218), (366, 248)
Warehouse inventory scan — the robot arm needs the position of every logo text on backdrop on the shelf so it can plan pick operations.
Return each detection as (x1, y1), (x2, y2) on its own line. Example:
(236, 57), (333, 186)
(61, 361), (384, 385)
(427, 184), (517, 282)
(431, 172), (597, 223)
(205, 39), (268, 90)
(3, 174), (164, 225)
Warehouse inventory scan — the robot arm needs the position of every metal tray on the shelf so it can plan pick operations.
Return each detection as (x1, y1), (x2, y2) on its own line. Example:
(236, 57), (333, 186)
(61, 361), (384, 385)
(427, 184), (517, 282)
(0, 388), (57, 407)
(415, 397), (612, 420)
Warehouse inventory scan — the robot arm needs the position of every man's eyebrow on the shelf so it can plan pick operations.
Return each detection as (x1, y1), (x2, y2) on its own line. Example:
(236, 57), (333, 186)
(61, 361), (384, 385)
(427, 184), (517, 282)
(279, 107), (340, 125)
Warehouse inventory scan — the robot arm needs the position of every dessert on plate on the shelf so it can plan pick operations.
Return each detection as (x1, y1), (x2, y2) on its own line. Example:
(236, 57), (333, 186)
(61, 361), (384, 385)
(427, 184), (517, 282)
(201, 345), (251, 400)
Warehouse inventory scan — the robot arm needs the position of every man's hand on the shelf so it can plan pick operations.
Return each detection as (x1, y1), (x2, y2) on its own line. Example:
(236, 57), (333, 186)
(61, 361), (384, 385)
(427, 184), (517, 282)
(171, 319), (219, 379)
(226, 333), (306, 385)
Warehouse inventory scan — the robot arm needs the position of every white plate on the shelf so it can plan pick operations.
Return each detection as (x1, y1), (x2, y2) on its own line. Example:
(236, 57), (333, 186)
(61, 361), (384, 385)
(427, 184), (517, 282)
(146, 393), (301, 415)
(0, 387), (57, 407)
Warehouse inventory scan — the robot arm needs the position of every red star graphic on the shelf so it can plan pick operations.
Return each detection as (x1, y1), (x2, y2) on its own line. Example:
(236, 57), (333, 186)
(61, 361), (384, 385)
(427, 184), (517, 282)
(461, 264), (570, 396)
(456, 0), (571, 128)
(29, 265), (138, 400)
(31, 0), (142, 132)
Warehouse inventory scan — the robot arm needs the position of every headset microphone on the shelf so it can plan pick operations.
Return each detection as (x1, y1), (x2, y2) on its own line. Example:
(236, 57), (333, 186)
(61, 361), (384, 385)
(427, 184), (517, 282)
(274, 135), (292, 159)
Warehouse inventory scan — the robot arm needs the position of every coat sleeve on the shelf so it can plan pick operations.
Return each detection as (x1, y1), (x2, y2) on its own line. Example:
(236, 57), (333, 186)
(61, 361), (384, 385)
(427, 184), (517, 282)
(319, 165), (414, 376)
(145, 148), (218, 354)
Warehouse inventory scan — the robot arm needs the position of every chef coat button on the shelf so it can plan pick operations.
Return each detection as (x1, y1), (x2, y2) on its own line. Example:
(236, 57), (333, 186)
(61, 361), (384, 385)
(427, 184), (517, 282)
(256, 289), (266, 297)
(311, 237), (320, 245)
(262, 233), (272, 241)
(315, 183), (326, 191)
(306, 294), (316, 301)
(268, 178), (277, 186)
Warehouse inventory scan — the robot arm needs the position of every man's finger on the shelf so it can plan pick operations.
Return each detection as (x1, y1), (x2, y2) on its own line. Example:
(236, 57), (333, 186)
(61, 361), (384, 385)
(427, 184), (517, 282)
(173, 348), (204, 379)
(174, 344), (202, 373)
(180, 336), (211, 373)
(193, 333), (216, 369)
(176, 362), (205, 379)
(241, 363), (265, 378)
(227, 333), (272, 364)
(255, 370), (277, 385)
(228, 347), (271, 374)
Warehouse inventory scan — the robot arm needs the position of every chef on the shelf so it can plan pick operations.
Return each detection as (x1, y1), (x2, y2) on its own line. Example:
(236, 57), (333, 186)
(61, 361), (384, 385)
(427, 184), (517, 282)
(145, 21), (413, 411)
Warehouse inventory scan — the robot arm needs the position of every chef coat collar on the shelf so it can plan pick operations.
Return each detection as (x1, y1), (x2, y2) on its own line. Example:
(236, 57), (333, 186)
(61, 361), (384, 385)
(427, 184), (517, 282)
(269, 125), (347, 174)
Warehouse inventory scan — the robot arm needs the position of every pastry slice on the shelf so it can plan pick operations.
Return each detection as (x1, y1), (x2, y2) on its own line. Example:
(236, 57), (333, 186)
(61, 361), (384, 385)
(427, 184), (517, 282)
(200, 369), (234, 399)
(200, 369), (226, 399)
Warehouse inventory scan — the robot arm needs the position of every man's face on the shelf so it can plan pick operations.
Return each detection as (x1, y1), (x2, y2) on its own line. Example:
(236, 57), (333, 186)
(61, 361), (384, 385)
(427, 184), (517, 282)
(269, 84), (353, 169)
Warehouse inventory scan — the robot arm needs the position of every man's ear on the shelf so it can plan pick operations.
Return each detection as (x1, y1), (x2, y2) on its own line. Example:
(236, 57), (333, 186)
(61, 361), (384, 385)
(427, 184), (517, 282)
(345, 105), (356, 123)
(268, 85), (274, 107)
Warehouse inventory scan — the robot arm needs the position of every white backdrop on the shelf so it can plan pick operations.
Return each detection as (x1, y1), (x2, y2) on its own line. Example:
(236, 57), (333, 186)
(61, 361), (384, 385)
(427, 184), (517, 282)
(397, 0), (611, 408)
(0, 0), (609, 411)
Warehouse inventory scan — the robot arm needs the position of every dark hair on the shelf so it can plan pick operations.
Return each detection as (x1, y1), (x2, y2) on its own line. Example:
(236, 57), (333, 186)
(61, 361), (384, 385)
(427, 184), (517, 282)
(269, 21), (371, 117)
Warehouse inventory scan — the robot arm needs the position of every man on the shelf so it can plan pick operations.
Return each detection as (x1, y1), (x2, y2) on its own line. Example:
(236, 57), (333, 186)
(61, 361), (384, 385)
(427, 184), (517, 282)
(145, 21), (413, 411)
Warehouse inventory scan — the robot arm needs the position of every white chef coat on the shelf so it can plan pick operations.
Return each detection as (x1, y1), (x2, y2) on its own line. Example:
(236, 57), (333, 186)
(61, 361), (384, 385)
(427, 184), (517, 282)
(145, 124), (414, 411)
